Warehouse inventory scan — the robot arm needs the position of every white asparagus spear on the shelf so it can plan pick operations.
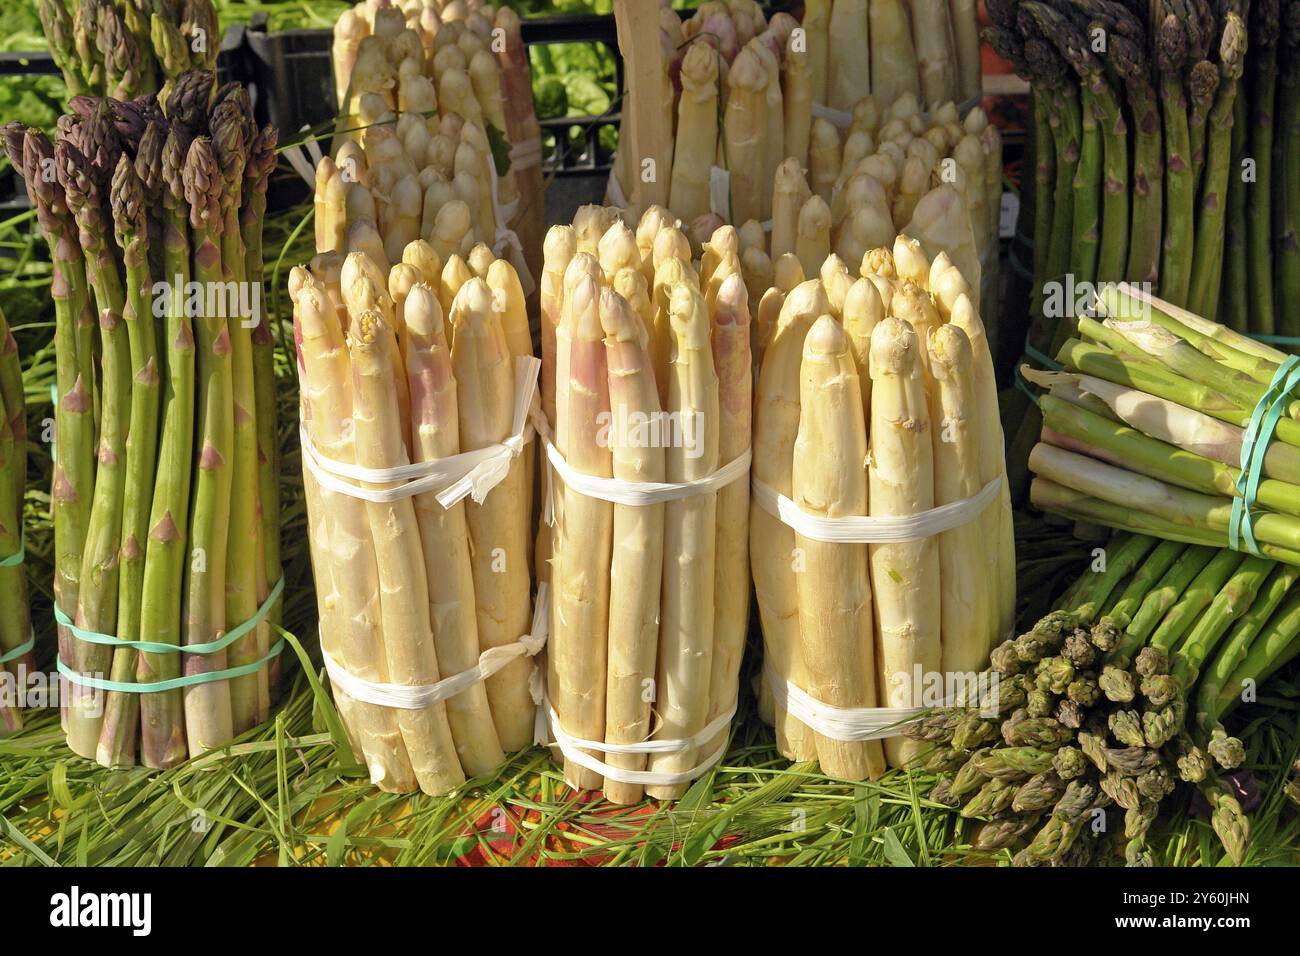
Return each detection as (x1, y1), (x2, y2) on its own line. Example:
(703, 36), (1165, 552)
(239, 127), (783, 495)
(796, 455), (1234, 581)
(782, 28), (812, 169)
(827, 0), (870, 112)
(349, 307), (466, 794)
(868, 317), (940, 768)
(927, 323), (991, 675)
(668, 42), (720, 224)
(599, 289), (666, 805)
(751, 280), (829, 760)
(645, 281), (720, 799)
(794, 315), (884, 780)
(702, 273), (752, 766)
(870, 0), (921, 103)
(449, 278), (536, 751)
(551, 274), (614, 790)
(404, 283), (506, 774)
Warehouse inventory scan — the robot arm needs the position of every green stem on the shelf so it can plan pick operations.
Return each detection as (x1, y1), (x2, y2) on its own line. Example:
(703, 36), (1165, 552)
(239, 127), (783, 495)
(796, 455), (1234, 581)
(1246, 45), (1278, 335)
(1188, 78), (1241, 318)
(1221, 91), (1251, 331)
(1100, 539), (1188, 630)
(66, 232), (132, 760)
(1171, 555), (1274, 690)
(1147, 549), (1246, 655)
(182, 140), (235, 756)
(1070, 86), (1101, 286)
(1195, 563), (1300, 729)
(1111, 544), (1218, 664)
(1276, 66), (1300, 337)
(1210, 587), (1300, 725)
(1031, 90), (1057, 318)
(1158, 70), (1195, 307)
(1066, 532), (1156, 623)
(1093, 83), (1129, 283)
(1126, 80), (1164, 286)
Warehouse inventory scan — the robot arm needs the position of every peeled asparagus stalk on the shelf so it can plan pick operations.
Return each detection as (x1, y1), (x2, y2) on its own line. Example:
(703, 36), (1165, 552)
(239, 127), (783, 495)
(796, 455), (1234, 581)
(752, 280), (829, 760)
(646, 282), (720, 799)
(868, 317), (940, 768)
(793, 315), (884, 780)
(703, 273), (753, 766)
(551, 274), (614, 791)
(295, 275), (417, 791)
(927, 323), (991, 674)
(599, 288), (666, 804)
(449, 277), (535, 751)
(404, 282), (505, 775)
(350, 306), (466, 795)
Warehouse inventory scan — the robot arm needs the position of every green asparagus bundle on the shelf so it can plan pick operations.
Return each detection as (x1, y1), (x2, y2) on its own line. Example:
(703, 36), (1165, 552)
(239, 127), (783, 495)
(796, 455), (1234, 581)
(913, 532), (1300, 865)
(1025, 282), (1300, 565)
(4, 71), (283, 769)
(0, 306), (30, 737)
(38, 0), (220, 102)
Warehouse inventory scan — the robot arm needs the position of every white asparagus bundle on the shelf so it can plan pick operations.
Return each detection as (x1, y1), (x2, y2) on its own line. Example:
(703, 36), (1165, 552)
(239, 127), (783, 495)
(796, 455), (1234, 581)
(294, 239), (539, 796)
(750, 233), (1013, 776)
(542, 211), (750, 799)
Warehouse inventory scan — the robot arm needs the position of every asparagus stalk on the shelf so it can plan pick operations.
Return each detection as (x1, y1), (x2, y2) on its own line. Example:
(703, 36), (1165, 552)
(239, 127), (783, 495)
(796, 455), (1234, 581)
(645, 282), (720, 799)
(827, 0), (870, 112)
(598, 288), (666, 804)
(350, 306), (465, 795)
(869, 317), (941, 768)
(782, 29), (812, 171)
(403, 282), (505, 776)
(1245, 0), (1281, 333)
(551, 274), (614, 791)
(450, 278), (535, 752)
(752, 281), (828, 760)
(793, 315), (884, 780)
(1155, 11), (1195, 307)
(60, 135), (134, 759)
(1276, 6), (1300, 332)
(703, 273), (752, 771)
(0, 309), (27, 736)
(5, 127), (96, 714)
(296, 273), (417, 791)
(668, 43), (720, 225)
(803, 0), (831, 104)
(179, 136), (236, 756)
(126, 127), (194, 769)
(870, 0), (920, 103)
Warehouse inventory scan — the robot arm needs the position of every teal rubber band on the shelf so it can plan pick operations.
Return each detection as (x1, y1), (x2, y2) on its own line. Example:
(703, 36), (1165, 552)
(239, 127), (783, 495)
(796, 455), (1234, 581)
(0, 530), (22, 568)
(1248, 334), (1300, 347)
(1230, 356), (1300, 555)
(57, 638), (286, 694)
(1013, 363), (1042, 407)
(0, 631), (35, 665)
(53, 574), (285, 657)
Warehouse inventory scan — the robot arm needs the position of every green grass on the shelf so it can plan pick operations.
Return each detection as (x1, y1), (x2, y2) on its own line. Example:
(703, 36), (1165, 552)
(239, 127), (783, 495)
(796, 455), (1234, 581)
(2, 188), (1299, 866)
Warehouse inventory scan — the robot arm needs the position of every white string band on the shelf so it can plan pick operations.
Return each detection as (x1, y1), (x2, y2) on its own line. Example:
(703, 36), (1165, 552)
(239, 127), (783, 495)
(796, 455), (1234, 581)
(752, 474), (1000, 544)
(323, 585), (550, 711)
(766, 660), (931, 741)
(301, 356), (541, 509)
(540, 693), (736, 787)
(543, 438), (751, 516)
(509, 135), (544, 171)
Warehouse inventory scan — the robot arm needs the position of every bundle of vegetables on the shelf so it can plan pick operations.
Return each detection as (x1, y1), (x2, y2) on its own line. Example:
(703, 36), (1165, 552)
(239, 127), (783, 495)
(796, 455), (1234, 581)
(1026, 282), (1300, 565)
(539, 204), (751, 803)
(292, 238), (539, 797)
(751, 232), (1015, 776)
(0, 306), (31, 737)
(37, 0), (221, 100)
(328, 0), (545, 283)
(914, 531), (1300, 865)
(613, 0), (985, 230)
(988, 0), (1269, 331)
(743, 93), (1002, 321)
(3, 70), (283, 769)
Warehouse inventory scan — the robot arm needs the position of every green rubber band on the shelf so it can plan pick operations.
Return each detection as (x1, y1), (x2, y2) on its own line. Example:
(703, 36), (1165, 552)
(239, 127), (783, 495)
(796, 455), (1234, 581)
(58, 638), (285, 694)
(0, 530), (22, 568)
(54, 575), (284, 657)
(0, 631), (34, 665)
(1230, 356), (1300, 555)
